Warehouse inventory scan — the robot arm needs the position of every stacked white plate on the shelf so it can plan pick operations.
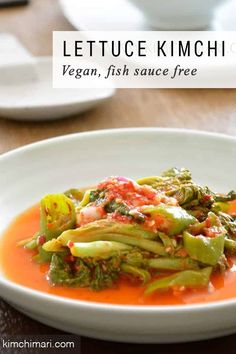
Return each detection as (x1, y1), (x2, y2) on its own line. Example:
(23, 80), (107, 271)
(0, 34), (115, 121)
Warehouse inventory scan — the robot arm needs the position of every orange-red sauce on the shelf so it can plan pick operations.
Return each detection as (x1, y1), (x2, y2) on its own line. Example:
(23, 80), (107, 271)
(1, 202), (236, 306)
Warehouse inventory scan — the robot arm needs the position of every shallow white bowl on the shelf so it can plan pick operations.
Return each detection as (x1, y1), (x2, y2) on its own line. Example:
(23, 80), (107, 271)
(59, 0), (236, 31)
(128, 0), (227, 30)
(0, 128), (236, 343)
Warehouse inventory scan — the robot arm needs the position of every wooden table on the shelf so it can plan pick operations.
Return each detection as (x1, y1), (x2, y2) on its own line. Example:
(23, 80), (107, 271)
(0, 0), (236, 353)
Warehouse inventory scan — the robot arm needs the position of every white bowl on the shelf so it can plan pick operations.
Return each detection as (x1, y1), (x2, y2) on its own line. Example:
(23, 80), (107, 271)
(128, 0), (228, 30)
(59, 0), (236, 31)
(0, 128), (236, 343)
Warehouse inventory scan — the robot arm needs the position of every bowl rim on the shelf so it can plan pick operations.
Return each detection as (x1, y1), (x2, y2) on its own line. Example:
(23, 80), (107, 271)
(1, 127), (236, 161)
(1, 127), (236, 314)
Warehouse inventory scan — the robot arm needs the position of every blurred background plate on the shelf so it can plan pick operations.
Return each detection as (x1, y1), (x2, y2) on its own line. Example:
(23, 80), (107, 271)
(0, 56), (115, 121)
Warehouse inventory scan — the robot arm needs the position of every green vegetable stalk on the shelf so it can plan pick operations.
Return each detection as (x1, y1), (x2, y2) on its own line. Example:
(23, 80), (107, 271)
(64, 188), (84, 205)
(43, 238), (65, 253)
(145, 267), (212, 295)
(61, 219), (158, 240)
(147, 257), (199, 271)
(69, 241), (132, 259)
(224, 238), (236, 254)
(18, 232), (39, 250)
(40, 194), (76, 240)
(183, 231), (225, 266)
(53, 219), (166, 256)
(57, 229), (166, 255)
(121, 263), (151, 284)
(36, 194), (76, 263)
(142, 205), (196, 236)
(78, 189), (95, 208)
(214, 191), (236, 202)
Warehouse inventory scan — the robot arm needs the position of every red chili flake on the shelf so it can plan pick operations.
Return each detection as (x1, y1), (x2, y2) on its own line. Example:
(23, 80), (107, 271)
(226, 256), (234, 268)
(205, 218), (211, 228)
(37, 235), (46, 245)
(177, 248), (188, 257)
(68, 241), (74, 248)
(64, 254), (75, 263)
(203, 194), (212, 202)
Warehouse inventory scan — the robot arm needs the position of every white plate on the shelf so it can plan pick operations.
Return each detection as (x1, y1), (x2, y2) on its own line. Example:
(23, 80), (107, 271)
(59, 0), (236, 31)
(0, 128), (236, 343)
(0, 57), (115, 121)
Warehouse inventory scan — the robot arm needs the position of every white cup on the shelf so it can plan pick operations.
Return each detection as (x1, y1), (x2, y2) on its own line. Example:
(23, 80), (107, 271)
(129, 0), (227, 30)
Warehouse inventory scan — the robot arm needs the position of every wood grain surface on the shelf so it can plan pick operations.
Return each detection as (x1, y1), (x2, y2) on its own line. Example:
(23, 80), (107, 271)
(0, 0), (236, 353)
